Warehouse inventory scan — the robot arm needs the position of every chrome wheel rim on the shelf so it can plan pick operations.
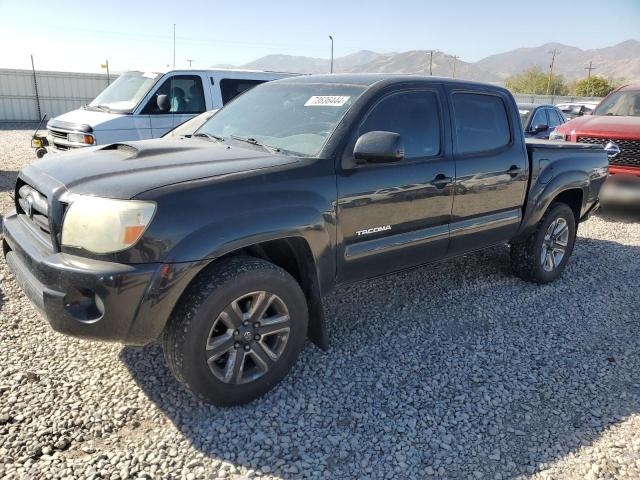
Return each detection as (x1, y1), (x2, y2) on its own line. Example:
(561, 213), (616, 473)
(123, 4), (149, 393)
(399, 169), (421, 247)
(205, 291), (290, 384)
(541, 217), (569, 272)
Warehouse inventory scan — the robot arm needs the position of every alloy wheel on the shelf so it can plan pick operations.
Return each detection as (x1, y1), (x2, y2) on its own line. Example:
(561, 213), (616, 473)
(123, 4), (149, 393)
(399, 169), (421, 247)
(205, 291), (291, 384)
(540, 217), (569, 272)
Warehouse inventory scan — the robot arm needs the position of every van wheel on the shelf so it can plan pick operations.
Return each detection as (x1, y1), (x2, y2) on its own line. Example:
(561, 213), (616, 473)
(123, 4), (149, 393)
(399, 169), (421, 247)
(162, 256), (308, 406)
(510, 202), (577, 284)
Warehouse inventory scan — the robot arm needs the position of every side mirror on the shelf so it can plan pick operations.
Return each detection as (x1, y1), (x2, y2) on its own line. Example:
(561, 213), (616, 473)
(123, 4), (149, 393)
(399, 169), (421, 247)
(532, 123), (549, 133)
(157, 94), (170, 113)
(354, 131), (404, 164)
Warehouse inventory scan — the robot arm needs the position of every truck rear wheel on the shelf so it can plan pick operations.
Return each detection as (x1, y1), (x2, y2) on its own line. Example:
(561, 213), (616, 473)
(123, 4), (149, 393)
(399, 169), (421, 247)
(510, 202), (577, 284)
(162, 256), (308, 406)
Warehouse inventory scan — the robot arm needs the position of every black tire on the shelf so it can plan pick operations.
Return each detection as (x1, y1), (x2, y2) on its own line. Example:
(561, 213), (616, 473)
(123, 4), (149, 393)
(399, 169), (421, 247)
(510, 202), (577, 284)
(162, 256), (308, 406)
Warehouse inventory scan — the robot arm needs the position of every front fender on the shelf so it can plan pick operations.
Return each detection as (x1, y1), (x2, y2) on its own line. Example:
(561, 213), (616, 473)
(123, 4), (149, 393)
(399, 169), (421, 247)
(128, 205), (335, 345)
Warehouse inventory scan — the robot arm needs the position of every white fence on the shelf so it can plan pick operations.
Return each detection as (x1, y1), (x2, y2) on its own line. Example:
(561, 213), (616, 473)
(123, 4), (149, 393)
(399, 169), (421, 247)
(0, 69), (115, 122)
(512, 93), (602, 106)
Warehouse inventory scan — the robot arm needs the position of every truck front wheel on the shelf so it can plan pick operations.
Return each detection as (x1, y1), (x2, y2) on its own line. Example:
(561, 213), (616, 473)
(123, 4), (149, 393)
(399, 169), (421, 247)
(510, 202), (577, 284)
(162, 256), (308, 406)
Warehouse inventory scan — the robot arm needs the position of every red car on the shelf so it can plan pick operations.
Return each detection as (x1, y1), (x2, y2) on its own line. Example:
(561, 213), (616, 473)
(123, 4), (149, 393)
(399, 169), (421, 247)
(551, 84), (640, 180)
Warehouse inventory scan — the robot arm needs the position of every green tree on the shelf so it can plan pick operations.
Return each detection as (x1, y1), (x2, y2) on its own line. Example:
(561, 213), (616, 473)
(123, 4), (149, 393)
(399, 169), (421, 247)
(505, 66), (569, 95)
(571, 76), (615, 97)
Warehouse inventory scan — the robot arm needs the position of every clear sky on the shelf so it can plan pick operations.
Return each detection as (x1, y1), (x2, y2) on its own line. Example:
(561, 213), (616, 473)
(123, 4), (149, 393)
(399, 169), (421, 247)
(1, 0), (639, 73)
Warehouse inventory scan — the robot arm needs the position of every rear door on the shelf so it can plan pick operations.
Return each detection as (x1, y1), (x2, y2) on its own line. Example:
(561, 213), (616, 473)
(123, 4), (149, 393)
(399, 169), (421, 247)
(446, 89), (528, 255)
(336, 86), (455, 283)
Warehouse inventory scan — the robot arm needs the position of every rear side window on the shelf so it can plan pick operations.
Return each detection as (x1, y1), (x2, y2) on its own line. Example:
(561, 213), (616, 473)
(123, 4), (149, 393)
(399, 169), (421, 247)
(359, 90), (441, 160)
(220, 79), (266, 104)
(452, 93), (511, 155)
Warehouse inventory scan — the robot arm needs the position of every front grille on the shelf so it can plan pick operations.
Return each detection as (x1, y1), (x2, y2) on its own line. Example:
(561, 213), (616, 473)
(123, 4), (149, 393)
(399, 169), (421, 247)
(16, 183), (53, 246)
(577, 136), (640, 168)
(48, 128), (67, 140)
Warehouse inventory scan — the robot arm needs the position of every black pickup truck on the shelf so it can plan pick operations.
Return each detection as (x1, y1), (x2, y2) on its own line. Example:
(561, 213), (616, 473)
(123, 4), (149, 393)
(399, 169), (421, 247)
(2, 75), (608, 405)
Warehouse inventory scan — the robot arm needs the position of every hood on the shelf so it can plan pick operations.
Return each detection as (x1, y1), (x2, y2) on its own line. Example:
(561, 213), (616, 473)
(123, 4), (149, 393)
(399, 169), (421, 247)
(21, 138), (299, 199)
(48, 108), (128, 132)
(558, 115), (640, 139)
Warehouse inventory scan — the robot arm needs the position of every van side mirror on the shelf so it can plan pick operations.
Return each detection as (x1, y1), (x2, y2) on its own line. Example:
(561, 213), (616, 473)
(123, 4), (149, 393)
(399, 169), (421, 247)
(532, 123), (548, 133)
(157, 94), (170, 113)
(354, 131), (404, 164)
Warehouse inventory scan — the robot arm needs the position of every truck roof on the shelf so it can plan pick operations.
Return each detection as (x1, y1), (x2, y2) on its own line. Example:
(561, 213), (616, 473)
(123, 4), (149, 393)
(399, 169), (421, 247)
(277, 73), (509, 93)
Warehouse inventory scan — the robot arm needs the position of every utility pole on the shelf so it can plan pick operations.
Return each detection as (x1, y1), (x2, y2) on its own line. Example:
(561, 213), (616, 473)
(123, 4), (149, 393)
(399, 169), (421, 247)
(329, 35), (334, 73)
(585, 61), (597, 96)
(428, 50), (433, 76)
(101, 59), (110, 85)
(546, 48), (558, 95)
(450, 55), (459, 78)
(173, 24), (176, 69)
(186, 59), (194, 68)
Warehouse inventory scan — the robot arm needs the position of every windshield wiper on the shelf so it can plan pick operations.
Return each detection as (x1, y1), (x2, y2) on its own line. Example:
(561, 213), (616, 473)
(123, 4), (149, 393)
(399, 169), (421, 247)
(193, 132), (224, 142)
(230, 134), (280, 153)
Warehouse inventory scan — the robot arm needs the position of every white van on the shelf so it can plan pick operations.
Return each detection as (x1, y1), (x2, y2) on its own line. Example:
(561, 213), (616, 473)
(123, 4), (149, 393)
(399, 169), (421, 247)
(45, 69), (296, 153)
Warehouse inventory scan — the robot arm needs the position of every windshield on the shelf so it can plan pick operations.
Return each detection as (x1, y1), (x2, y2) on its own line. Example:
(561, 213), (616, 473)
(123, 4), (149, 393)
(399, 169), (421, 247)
(593, 91), (640, 117)
(197, 82), (367, 156)
(89, 71), (161, 113)
(164, 110), (218, 138)
(518, 109), (531, 125)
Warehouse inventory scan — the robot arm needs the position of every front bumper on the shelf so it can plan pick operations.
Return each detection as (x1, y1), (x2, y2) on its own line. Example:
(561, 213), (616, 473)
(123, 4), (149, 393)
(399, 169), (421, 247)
(600, 174), (640, 206)
(2, 210), (193, 345)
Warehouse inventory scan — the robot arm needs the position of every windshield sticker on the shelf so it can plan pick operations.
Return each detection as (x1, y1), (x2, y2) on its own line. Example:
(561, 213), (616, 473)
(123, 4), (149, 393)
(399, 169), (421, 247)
(142, 72), (159, 79)
(305, 96), (350, 107)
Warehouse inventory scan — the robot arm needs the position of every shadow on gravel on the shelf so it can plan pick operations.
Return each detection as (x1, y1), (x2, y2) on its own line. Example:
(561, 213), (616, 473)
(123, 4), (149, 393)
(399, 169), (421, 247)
(0, 122), (39, 132)
(121, 237), (640, 478)
(1, 171), (19, 193)
(597, 206), (640, 224)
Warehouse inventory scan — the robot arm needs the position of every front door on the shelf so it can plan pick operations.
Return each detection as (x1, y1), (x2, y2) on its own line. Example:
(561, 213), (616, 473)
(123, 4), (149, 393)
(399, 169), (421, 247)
(140, 74), (207, 137)
(336, 87), (454, 283)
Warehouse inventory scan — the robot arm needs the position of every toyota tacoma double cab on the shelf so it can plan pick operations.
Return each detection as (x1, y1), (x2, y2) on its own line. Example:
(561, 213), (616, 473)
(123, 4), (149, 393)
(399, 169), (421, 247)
(2, 75), (608, 406)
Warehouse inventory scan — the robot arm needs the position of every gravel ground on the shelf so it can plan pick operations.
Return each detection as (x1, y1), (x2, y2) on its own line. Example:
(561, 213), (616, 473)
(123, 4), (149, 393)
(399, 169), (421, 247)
(1, 124), (640, 480)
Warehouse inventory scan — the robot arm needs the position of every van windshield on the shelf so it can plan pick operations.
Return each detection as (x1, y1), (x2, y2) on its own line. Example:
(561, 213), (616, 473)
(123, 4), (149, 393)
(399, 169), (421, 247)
(88, 71), (161, 113)
(197, 82), (366, 157)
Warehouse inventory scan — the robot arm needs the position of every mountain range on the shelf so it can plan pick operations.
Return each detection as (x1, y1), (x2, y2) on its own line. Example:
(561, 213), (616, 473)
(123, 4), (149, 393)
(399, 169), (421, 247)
(224, 40), (640, 84)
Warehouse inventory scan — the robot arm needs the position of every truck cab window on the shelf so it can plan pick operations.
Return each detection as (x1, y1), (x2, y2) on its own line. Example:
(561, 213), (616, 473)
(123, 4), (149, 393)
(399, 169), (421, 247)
(142, 75), (206, 114)
(452, 93), (511, 154)
(358, 91), (441, 160)
(220, 79), (266, 104)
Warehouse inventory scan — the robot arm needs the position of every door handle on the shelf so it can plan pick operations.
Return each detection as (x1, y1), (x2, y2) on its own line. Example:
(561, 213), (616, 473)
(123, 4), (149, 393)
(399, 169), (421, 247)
(507, 165), (523, 178)
(430, 174), (452, 189)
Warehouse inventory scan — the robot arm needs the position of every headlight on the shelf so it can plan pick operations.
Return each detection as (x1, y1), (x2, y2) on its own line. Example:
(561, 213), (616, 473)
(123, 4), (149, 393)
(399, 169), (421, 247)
(67, 133), (95, 144)
(548, 130), (565, 141)
(61, 195), (156, 253)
